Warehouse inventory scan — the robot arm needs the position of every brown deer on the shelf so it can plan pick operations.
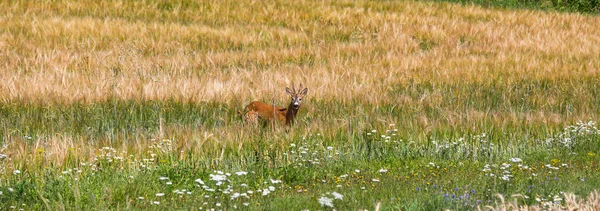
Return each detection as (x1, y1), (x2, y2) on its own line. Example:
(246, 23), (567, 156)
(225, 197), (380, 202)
(241, 83), (308, 126)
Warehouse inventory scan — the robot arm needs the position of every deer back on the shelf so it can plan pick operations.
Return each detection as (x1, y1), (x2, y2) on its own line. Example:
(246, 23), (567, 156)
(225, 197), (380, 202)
(243, 101), (287, 124)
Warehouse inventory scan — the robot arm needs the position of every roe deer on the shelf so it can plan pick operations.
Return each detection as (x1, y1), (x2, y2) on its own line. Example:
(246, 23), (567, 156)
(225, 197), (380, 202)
(241, 83), (308, 126)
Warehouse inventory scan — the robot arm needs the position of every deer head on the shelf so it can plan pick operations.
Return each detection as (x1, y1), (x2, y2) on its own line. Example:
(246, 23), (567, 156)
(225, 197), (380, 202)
(285, 83), (309, 110)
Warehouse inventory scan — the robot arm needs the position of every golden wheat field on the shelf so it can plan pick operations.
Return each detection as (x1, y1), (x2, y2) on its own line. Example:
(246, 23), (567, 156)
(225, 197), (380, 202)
(1, 0), (599, 104)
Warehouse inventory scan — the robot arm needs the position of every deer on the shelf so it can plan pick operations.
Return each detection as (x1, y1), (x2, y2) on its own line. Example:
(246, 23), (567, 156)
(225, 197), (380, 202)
(241, 83), (309, 126)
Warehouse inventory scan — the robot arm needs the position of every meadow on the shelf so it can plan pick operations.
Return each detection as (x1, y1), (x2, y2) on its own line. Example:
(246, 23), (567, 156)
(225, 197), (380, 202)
(1, 0), (600, 210)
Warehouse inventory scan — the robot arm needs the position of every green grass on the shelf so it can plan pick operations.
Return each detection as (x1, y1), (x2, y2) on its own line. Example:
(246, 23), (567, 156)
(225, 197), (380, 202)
(2, 77), (600, 210)
(429, 0), (600, 14)
(1, 97), (599, 209)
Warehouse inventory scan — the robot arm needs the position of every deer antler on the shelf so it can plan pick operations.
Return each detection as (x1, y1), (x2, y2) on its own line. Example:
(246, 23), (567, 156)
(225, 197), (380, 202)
(291, 82), (296, 94)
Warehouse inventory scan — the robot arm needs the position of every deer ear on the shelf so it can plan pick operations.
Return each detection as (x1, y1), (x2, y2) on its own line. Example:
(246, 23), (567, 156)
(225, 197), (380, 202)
(286, 87), (294, 95)
(300, 88), (308, 96)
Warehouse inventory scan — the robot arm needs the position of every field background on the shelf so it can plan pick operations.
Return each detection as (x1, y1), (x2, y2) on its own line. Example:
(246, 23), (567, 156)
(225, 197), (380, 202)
(1, 0), (600, 210)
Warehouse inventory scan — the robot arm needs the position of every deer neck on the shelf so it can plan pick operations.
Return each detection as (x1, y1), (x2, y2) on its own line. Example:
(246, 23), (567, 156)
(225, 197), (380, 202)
(285, 101), (299, 125)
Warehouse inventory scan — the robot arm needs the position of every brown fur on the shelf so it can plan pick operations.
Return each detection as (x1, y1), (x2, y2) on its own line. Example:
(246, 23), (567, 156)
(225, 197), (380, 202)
(242, 101), (288, 125)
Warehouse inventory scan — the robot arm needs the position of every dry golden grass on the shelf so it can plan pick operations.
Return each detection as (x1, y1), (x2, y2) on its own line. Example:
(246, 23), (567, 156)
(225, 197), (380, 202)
(1, 0), (599, 166)
(1, 0), (599, 105)
(482, 191), (600, 211)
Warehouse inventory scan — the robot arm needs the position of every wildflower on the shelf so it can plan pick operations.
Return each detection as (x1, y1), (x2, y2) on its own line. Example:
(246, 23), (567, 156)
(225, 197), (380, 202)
(332, 192), (344, 200)
(243, 203), (250, 206)
(379, 169), (388, 173)
(166, 181), (172, 185)
(159, 176), (169, 181)
(195, 179), (205, 184)
(270, 179), (282, 184)
(152, 201), (160, 205)
(156, 193), (165, 197)
(509, 158), (522, 163)
(13, 170), (21, 175)
(8, 188), (14, 192)
(210, 174), (227, 182)
(416, 187), (420, 191)
(262, 189), (270, 196)
(318, 196), (334, 207)
(372, 179), (380, 182)
(326, 146), (334, 150)
(0, 154), (6, 159)
(482, 164), (491, 172)
(269, 186), (275, 191)
(355, 169), (360, 173)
